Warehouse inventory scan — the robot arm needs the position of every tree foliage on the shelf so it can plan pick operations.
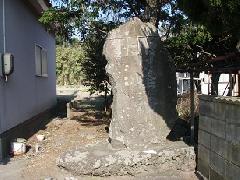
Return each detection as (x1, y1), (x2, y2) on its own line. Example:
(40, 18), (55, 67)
(177, 0), (240, 39)
(165, 24), (212, 70)
(165, 21), (238, 70)
(56, 45), (85, 85)
(42, 0), (185, 40)
(81, 21), (118, 94)
(165, 0), (240, 71)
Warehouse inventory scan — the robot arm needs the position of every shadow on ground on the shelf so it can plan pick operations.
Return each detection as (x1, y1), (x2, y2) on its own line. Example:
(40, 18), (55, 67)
(69, 95), (111, 127)
(166, 117), (199, 145)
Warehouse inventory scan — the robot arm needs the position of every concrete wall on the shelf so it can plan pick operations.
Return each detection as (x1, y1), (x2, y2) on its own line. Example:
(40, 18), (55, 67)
(0, 0), (56, 134)
(198, 95), (240, 180)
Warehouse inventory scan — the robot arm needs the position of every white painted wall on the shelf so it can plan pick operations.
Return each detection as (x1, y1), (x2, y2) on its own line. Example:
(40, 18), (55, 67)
(200, 73), (238, 96)
(218, 74), (230, 96)
(0, 0), (56, 134)
(200, 72), (209, 95)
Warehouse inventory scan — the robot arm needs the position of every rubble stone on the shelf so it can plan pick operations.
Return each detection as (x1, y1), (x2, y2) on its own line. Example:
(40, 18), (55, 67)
(57, 141), (195, 176)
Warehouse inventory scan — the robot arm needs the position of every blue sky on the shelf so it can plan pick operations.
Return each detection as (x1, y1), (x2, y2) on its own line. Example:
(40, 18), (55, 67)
(50, 0), (68, 8)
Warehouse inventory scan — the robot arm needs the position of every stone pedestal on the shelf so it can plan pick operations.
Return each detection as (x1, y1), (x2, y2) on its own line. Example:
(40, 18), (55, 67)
(57, 141), (195, 177)
(103, 18), (177, 148)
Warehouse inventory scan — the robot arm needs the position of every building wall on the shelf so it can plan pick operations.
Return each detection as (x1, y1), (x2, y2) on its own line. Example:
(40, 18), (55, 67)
(0, 0), (3, 53)
(0, 0), (56, 134)
(200, 73), (239, 96)
(0, 0), (4, 135)
(198, 95), (240, 180)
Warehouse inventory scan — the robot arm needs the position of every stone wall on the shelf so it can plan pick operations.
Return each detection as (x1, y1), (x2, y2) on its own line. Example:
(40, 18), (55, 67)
(198, 95), (240, 180)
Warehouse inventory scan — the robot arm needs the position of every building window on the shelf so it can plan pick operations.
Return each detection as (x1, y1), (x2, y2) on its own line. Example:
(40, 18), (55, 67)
(35, 45), (48, 77)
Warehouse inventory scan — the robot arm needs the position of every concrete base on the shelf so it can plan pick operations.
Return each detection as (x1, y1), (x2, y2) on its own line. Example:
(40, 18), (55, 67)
(0, 106), (56, 161)
(57, 141), (195, 177)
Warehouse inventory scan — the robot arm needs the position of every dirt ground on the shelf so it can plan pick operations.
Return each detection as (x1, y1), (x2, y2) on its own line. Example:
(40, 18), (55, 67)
(0, 91), (199, 180)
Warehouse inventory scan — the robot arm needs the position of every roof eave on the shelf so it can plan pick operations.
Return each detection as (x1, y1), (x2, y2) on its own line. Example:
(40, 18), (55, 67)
(25, 0), (51, 16)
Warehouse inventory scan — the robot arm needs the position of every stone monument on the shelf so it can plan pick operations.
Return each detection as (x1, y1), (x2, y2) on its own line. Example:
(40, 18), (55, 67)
(57, 18), (195, 176)
(103, 17), (177, 148)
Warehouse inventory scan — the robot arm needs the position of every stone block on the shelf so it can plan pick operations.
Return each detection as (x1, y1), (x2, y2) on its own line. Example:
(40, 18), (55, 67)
(229, 143), (240, 167)
(211, 135), (228, 158)
(226, 104), (240, 125)
(198, 145), (210, 166)
(197, 157), (209, 179)
(210, 152), (226, 176)
(225, 162), (240, 180)
(197, 145), (210, 178)
(198, 130), (210, 148)
(226, 124), (240, 144)
(199, 115), (212, 133)
(199, 100), (214, 118)
(210, 167), (225, 180)
(214, 101), (226, 121)
(211, 119), (226, 139)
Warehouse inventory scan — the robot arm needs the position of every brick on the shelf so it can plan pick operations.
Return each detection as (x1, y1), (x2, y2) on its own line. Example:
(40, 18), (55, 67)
(226, 104), (240, 125)
(210, 152), (226, 176)
(225, 162), (240, 180)
(226, 124), (240, 144)
(199, 100), (214, 118)
(199, 115), (212, 133)
(211, 119), (226, 139)
(214, 101), (226, 121)
(198, 130), (210, 148)
(211, 135), (228, 158)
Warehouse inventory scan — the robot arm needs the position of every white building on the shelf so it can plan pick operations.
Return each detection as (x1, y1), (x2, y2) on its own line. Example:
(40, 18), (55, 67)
(200, 73), (239, 96)
(176, 72), (239, 96)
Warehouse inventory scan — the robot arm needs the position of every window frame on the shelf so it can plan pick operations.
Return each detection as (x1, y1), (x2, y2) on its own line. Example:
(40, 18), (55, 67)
(35, 44), (48, 78)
